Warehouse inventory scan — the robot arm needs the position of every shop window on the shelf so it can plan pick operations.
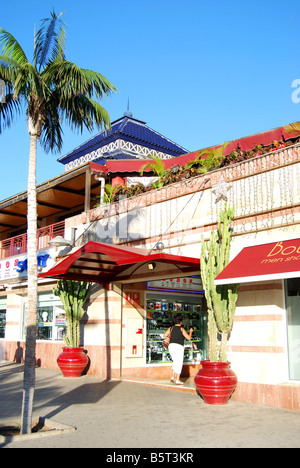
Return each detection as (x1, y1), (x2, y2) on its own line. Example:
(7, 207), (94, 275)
(22, 293), (66, 341)
(285, 278), (300, 380)
(146, 292), (207, 365)
(0, 297), (6, 339)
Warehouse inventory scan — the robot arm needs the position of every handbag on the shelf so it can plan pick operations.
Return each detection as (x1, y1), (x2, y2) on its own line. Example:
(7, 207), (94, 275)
(163, 327), (173, 349)
(163, 336), (170, 349)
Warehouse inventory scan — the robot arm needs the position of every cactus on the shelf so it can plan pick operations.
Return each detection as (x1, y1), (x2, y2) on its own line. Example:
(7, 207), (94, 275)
(53, 280), (91, 348)
(200, 203), (239, 362)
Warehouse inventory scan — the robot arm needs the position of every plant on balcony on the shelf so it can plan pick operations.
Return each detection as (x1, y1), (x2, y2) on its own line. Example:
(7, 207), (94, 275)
(185, 142), (229, 173)
(194, 203), (239, 404)
(101, 136), (300, 204)
(102, 184), (116, 204)
(140, 153), (167, 188)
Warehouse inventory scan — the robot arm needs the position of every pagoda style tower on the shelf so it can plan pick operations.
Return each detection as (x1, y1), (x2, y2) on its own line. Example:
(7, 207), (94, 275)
(58, 108), (189, 172)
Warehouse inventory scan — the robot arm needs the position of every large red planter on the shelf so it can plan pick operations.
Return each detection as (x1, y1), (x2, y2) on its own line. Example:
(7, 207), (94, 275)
(57, 347), (89, 378)
(194, 360), (238, 405)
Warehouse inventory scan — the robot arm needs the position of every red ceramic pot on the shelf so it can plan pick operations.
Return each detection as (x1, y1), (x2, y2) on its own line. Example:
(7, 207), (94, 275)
(194, 360), (238, 405)
(57, 347), (89, 378)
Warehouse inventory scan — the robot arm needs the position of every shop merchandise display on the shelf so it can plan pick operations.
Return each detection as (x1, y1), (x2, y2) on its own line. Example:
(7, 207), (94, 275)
(146, 294), (207, 364)
(22, 295), (67, 341)
(0, 298), (6, 339)
(0, 311), (5, 338)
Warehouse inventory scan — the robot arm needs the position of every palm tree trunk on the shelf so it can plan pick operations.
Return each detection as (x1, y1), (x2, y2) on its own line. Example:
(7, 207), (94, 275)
(21, 123), (38, 434)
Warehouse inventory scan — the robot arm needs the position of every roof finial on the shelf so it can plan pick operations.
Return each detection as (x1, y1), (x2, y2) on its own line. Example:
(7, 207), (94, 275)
(124, 98), (133, 117)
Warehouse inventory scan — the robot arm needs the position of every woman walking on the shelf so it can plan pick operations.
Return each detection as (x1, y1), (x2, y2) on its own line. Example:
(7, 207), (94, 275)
(164, 313), (194, 385)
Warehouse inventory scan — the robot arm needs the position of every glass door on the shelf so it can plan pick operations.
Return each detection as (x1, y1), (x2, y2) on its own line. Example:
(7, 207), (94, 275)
(146, 292), (207, 365)
(285, 278), (300, 380)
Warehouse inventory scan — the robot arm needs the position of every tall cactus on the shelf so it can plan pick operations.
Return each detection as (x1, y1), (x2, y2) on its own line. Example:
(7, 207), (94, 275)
(53, 280), (91, 348)
(201, 203), (239, 362)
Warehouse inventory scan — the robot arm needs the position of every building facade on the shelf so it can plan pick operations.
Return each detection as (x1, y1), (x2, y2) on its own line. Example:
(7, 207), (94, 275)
(0, 124), (299, 411)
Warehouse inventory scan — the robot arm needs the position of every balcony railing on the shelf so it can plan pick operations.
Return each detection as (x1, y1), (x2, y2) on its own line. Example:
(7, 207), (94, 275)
(0, 221), (65, 260)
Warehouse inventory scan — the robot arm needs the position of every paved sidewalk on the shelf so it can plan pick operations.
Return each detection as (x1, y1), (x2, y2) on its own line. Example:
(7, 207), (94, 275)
(0, 362), (300, 448)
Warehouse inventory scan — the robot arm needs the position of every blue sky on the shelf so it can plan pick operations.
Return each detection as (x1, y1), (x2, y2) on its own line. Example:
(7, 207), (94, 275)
(0, 0), (299, 201)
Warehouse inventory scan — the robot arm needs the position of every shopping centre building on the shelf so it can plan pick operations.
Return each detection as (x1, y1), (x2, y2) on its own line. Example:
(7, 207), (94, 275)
(0, 113), (299, 410)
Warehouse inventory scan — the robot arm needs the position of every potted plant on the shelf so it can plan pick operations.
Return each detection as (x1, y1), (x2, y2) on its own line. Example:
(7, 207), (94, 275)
(194, 203), (239, 404)
(53, 280), (91, 377)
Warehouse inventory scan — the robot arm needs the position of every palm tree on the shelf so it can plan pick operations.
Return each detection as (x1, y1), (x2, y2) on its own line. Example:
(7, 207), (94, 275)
(0, 10), (116, 434)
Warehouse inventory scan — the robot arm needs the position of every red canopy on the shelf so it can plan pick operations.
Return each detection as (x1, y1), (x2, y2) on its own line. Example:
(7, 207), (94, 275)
(39, 241), (200, 284)
(215, 239), (300, 285)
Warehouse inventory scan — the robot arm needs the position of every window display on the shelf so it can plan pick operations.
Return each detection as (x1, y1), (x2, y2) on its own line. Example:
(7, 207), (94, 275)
(0, 297), (6, 339)
(23, 293), (66, 341)
(146, 292), (207, 365)
(0, 310), (6, 339)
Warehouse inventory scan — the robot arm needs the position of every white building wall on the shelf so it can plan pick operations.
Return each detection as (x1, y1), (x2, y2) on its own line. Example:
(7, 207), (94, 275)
(64, 147), (300, 388)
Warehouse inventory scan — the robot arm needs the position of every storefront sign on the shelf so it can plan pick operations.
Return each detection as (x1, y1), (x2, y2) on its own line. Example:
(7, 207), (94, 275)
(0, 250), (52, 282)
(263, 241), (300, 263)
(215, 238), (300, 285)
(148, 276), (203, 293)
(16, 254), (50, 272)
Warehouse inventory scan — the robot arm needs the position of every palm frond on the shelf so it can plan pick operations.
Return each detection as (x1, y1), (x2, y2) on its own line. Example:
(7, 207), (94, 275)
(79, 68), (118, 99)
(61, 94), (111, 133)
(283, 123), (300, 137)
(1, 11), (117, 155)
(34, 10), (66, 72)
(0, 55), (22, 84)
(0, 28), (28, 65)
(0, 93), (23, 133)
(38, 91), (63, 153)
(42, 60), (117, 100)
(140, 153), (166, 177)
(38, 92), (111, 153)
(40, 112), (63, 153)
(13, 62), (47, 100)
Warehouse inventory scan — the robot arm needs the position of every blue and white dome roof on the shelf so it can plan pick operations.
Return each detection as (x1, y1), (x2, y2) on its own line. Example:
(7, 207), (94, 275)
(58, 110), (189, 171)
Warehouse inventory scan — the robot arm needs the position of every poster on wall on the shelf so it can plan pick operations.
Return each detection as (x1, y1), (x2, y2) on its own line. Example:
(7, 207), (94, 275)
(125, 292), (141, 306)
(148, 276), (203, 293)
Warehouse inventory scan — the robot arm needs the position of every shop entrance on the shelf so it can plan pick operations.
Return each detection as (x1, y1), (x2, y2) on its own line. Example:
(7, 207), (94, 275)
(146, 277), (208, 366)
(122, 276), (208, 378)
(146, 292), (207, 365)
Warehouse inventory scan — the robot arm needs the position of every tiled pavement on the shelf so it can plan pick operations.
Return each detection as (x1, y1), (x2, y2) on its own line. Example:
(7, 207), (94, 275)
(1, 362), (300, 449)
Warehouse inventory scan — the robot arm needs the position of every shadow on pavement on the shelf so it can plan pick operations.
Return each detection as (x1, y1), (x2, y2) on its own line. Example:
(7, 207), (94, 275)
(0, 363), (121, 447)
(43, 379), (120, 420)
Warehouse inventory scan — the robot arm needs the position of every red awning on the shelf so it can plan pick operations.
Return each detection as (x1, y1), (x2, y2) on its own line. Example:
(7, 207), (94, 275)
(236, 127), (284, 151)
(39, 241), (200, 284)
(214, 239), (300, 285)
(89, 122), (300, 177)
